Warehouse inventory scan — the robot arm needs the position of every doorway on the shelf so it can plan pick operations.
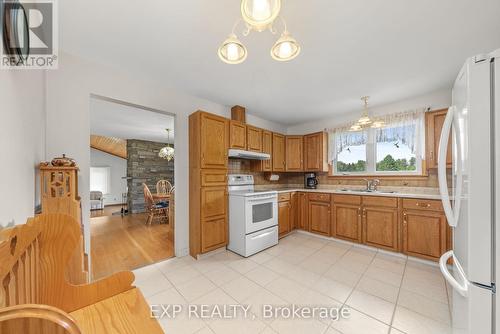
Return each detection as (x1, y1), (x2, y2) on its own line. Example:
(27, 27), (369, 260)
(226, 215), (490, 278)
(89, 95), (175, 280)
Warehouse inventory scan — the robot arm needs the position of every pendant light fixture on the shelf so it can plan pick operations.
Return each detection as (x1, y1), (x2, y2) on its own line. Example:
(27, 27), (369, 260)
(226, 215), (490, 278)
(218, 0), (300, 64)
(158, 129), (174, 161)
(350, 96), (385, 131)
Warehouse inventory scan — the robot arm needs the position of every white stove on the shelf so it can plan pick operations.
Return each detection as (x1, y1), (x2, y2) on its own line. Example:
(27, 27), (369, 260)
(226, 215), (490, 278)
(227, 174), (278, 257)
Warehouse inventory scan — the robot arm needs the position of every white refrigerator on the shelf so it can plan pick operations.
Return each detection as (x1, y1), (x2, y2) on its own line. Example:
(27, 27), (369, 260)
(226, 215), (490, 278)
(438, 48), (500, 334)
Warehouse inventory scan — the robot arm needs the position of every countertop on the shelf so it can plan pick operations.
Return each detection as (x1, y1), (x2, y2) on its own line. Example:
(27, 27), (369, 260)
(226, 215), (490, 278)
(254, 185), (443, 200)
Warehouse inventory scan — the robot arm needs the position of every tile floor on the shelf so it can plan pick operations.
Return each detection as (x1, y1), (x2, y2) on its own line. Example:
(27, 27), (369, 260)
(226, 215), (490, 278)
(134, 232), (452, 334)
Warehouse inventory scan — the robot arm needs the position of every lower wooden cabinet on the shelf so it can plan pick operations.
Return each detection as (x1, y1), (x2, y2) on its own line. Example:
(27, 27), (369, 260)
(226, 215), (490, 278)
(362, 206), (398, 251)
(201, 217), (227, 252)
(297, 192), (308, 230)
(308, 200), (331, 236)
(402, 209), (448, 261)
(333, 204), (362, 243)
(278, 200), (291, 238)
(201, 186), (227, 219)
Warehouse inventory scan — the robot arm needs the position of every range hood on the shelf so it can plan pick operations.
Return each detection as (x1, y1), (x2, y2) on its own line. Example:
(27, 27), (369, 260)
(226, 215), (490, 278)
(228, 149), (270, 160)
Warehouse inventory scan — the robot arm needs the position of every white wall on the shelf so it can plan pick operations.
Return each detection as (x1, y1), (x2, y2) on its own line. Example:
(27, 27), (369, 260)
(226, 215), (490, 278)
(90, 148), (127, 206)
(46, 52), (286, 256)
(0, 71), (46, 227)
(286, 89), (452, 134)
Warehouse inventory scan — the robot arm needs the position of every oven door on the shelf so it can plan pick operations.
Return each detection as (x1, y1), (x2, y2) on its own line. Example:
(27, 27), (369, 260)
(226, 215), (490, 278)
(244, 194), (278, 234)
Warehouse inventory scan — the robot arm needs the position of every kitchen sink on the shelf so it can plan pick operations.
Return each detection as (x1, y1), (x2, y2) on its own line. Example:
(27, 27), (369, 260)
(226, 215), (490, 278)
(339, 189), (397, 194)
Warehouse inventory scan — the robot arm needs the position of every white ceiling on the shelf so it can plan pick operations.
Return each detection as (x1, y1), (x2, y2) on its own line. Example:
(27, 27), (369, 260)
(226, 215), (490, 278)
(90, 97), (175, 143)
(61, 0), (500, 125)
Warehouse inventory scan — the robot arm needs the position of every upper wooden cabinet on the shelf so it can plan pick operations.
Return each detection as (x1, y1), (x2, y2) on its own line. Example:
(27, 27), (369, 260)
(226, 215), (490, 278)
(285, 136), (303, 172)
(247, 125), (263, 152)
(190, 111), (228, 170)
(303, 132), (329, 172)
(272, 133), (286, 172)
(426, 109), (452, 169)
(229, 121), (247, 150)
(261, 130), (273, 171)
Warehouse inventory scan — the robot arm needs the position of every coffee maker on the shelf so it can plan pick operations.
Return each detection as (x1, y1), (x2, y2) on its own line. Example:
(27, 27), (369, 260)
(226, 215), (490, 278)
(304, 173), (318, 189)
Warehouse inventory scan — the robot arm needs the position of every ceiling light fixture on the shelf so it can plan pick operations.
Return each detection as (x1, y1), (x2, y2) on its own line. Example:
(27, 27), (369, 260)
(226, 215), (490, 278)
(158, 128), (174, 161)
(350, 96), (385, 131)
(218, 0), (300, 64)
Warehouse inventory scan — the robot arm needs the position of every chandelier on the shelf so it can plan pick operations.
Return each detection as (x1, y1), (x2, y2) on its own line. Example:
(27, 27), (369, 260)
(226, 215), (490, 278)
(218, 0), (301, 64)
(349, 96), (385, 131)
(158, 129), (174, 161)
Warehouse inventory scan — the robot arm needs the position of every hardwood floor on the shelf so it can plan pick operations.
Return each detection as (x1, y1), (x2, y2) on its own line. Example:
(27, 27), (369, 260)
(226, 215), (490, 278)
(90, 210), (174, 280)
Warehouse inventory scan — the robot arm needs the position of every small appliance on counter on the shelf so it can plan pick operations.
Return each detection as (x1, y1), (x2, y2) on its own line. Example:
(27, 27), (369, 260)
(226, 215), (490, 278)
(304, 172), (318, 189)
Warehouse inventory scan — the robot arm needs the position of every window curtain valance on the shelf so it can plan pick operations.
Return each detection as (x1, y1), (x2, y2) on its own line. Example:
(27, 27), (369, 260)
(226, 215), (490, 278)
(327, 108), (427, 162)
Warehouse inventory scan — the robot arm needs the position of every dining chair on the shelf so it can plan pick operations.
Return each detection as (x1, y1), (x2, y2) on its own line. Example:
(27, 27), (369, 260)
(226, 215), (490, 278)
(156, 180), (172, 195)
(142, 183), (168, 225)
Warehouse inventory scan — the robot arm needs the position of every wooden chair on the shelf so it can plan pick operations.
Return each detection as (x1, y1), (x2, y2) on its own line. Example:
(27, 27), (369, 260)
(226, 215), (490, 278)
(156, 179), (172, 196)
(143, 183), (168, 225)
(0, 213), (163, 334)
(169, 185), (175, 194)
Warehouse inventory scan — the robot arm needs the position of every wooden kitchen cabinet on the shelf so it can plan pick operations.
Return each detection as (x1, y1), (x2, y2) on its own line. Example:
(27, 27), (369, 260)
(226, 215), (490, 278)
(290, 192), (298, 230)
(308, 198), (331, 236)
(285, 136), (303, 171)
(272, 133), (286, 172)
(303, 132), (329, 172)
(260, 130), (273, 171)
(195, 112), (229, 169)
(426, 109), (452, 169)
(333, 203), (362, 243)
(201, 186), (227, 219)
(189, 111), (229, 258)
(247, 125), (263, 152)
(362, 206), (398, 251)
(402, 201), (449, 261)
(278, 200), (291, 238)
(297, 192), (308, 230)
(201, 217), (227, 253)
(229, 121), (247, 149)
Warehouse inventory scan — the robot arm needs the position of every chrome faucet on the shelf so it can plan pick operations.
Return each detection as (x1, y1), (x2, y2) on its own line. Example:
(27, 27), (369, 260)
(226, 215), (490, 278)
(363, 178), (381, 192)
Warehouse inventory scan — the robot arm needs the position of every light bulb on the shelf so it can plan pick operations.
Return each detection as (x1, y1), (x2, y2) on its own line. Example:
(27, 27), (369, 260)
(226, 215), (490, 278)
(251, 0), (271, 21)
(278, 41), (293, 58)
(270, 31), (300, 61)
(226, 43), (239, 61)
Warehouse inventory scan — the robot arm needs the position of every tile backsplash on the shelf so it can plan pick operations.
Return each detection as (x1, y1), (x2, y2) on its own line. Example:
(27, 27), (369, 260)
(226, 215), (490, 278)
(228, 158), (445, 188)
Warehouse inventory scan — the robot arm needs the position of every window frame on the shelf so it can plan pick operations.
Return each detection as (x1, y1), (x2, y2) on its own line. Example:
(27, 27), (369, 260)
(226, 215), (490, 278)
(332, 123), (423, 176)
(90, 166), (111, 194)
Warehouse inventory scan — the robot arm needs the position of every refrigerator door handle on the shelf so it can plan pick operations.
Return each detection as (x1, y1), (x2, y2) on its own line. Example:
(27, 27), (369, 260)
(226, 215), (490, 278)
(439, 250), (469, 297)
(438, 106), (463, 227)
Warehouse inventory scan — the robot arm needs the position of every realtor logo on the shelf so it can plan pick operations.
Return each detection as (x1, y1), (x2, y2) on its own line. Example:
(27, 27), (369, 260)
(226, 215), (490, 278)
(1, 0), (58, 69)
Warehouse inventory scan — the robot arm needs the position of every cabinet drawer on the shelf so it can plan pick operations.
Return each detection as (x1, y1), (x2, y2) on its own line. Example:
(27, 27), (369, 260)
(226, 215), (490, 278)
(201, 170), (227, 187)
(308, 193), (331, 203)
(362, 196), (398, 208)
(278, 192), (291, 202)
(403, 198), (443, 211)
(333, 194), (361, 205)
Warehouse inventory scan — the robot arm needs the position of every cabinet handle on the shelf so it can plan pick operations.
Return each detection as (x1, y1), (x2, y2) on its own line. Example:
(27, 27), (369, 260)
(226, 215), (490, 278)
(430, 151), (434, 161)
(403, 213), (408, 225)
(416, 202), (431, 208)
(357, 208), (361, 217)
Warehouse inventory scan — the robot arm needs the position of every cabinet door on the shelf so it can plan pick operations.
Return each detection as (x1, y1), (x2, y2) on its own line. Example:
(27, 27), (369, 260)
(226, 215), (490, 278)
(290, 192), (297, 230)
(261, 130), (273, 171)
(285, 136), (303, 171)
(426, 109), (452, 169)
(201, 186), (227, 219)
(303, 132), (328, 172)
(402, 210), (447, 261)
(297, 192), (308, 230)
(201, 217), (227, 252)
(272, 133), (286, 172)
(308, 201), (331, 236)
(362, 207), (398, 251)
(278, 200), (291, 238)
(247, 125), (263, 152)
(229, 121), (247, 149)
(201, 114), (228, 169)
(333, 204), (362, 243)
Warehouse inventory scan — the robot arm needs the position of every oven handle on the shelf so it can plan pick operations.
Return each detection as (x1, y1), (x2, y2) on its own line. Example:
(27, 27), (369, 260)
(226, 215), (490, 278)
(250, 231), (275, 240)
(247, 195), (277, 202)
